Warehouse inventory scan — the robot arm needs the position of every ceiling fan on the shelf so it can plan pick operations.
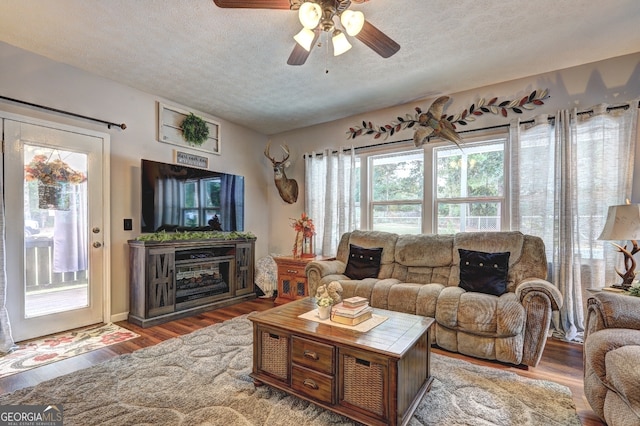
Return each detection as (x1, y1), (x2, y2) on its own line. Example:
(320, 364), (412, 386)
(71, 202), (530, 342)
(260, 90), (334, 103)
(212, 0), (400, 65)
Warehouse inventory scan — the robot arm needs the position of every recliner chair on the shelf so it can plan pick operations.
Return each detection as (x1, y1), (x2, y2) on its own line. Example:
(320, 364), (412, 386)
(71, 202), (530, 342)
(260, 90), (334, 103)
(584, 291), (640, 425)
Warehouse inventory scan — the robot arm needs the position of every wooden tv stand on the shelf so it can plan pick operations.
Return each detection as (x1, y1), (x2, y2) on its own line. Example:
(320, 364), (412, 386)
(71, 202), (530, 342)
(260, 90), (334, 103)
(128, 237), (256, 327)
(249, 298), (434, 426)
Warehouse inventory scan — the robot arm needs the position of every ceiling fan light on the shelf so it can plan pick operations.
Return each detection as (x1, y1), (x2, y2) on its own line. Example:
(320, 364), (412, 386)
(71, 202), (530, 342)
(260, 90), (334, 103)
(294, 27), (316, 52)
(340, 10), (365, 36)
(298, 2), (322, 29)
(332, 30), (352, 56)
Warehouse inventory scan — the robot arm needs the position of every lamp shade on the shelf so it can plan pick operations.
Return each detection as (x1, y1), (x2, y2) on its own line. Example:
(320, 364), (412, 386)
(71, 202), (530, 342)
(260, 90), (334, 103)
(332, 30), (352, 56)
(298, 2), (322, 29)
(341, 10), (365, 36)
(294, 28), (316, 52)
(598, 203), (640, 241)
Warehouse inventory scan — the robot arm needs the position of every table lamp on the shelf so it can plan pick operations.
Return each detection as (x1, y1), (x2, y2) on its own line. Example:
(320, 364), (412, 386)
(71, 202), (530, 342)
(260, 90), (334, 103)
(598, 201), (640, 290)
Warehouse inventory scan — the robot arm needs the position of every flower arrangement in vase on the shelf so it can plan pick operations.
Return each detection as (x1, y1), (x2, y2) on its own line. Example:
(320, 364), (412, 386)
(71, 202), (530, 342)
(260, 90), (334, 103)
(290, 212), (315, 258)
(316, 295), (334, 320)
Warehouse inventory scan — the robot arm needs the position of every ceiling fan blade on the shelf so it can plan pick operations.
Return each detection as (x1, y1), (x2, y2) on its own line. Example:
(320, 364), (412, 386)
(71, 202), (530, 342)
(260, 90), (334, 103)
(213, 0), (296, 9)
(287, 44), (312, 66)
(287, 29), (320, 65)
(355, 20), (400, 58)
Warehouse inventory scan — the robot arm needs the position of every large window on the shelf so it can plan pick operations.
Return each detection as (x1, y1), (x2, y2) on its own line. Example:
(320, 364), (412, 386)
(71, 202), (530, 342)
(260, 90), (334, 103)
(358, 137), (507, 234)
(369, 150), (424, 234)
(434, 140), (506, 233)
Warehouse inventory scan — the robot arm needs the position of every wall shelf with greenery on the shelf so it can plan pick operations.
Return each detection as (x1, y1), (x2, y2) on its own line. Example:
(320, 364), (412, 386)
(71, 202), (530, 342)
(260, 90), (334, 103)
(158, 102), (220, 155)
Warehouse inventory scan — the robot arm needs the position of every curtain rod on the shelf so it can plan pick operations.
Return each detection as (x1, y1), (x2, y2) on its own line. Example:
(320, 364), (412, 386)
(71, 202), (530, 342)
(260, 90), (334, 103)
(305, 100), (640, 158)
(0, 95), (127, 130)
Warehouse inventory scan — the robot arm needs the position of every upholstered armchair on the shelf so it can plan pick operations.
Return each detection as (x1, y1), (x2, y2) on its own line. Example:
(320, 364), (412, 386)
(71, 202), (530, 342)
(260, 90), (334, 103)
(584, 291), (640, 425)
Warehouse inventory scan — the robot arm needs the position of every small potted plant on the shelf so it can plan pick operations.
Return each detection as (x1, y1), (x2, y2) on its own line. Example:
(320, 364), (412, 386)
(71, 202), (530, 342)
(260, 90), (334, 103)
(316, 296), (334, 320)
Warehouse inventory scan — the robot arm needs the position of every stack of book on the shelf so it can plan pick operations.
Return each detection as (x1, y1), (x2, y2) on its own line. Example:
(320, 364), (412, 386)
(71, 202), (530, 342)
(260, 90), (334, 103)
(330, 296), (372, 325)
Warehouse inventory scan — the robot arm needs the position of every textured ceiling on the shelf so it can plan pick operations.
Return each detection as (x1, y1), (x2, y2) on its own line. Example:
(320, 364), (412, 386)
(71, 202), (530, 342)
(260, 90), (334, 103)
(1, 0), (640, 135)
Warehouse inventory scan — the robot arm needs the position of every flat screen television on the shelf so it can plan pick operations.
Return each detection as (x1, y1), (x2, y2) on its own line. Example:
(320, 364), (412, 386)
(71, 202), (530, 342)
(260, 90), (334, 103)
(141, 159), (244, 233)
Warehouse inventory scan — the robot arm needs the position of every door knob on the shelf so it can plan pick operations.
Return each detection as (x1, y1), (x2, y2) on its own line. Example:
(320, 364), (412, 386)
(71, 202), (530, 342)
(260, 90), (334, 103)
(93, 242), (102, 248)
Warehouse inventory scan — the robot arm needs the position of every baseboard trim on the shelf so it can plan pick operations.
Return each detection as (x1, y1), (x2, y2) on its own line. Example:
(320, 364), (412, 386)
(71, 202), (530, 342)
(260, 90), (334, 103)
(110, 312), (129, 323)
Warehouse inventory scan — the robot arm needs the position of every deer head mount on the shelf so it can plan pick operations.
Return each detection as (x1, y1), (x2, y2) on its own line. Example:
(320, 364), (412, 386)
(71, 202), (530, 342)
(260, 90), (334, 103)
(264, 141), (299, 204)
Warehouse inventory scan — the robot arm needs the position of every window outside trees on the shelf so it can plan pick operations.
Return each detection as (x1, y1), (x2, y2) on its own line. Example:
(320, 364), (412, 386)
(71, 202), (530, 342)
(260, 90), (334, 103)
(370, 150), (424, 234)
(361, 139), (506, 234)
(434, 140), (506, 233)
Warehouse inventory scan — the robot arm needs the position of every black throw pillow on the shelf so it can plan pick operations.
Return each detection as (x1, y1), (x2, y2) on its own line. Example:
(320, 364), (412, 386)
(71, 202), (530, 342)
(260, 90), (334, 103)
(344, 244), (383, 280)
(458, 249), (510, 296)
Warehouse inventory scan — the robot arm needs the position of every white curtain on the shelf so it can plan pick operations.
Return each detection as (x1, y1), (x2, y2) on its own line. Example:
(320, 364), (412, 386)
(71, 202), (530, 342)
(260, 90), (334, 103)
(53, 183), (88, 272)
(511, 103), (638, 341)
(0, 149), (16, 353)
(305, 147), (357, 256)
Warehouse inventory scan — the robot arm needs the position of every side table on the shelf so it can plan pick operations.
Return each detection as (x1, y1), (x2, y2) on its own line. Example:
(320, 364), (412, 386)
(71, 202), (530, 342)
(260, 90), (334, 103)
(273, 255), (328, 304)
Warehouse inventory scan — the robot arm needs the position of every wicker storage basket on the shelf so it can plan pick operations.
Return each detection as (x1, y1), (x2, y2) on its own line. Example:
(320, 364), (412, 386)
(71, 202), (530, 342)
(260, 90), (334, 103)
(260, 331), (288, 380)
(342, 354), (384, 416)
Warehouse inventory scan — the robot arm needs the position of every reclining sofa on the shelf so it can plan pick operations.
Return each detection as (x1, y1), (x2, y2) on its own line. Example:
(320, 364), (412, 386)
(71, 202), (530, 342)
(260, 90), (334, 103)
(306, 230), (563, 367)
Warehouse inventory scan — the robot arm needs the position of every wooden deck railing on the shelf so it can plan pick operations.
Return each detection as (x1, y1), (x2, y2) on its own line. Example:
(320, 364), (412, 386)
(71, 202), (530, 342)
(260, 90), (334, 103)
(25, 237), (87, 290)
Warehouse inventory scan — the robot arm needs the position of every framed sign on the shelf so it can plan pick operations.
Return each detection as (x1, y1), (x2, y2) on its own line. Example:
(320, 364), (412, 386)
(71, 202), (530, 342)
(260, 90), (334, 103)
(158, 102), (220, 155)
(174, 150), (209, 169)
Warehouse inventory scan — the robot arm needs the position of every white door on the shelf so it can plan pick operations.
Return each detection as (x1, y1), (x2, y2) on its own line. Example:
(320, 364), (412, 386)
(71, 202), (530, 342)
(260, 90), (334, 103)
(3, 115), (109, 342)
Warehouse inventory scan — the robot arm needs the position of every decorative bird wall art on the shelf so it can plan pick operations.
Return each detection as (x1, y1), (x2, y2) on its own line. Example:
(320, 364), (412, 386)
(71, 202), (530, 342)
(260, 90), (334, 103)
(346, 89), (550, 147)
(412, 96), (462, 149)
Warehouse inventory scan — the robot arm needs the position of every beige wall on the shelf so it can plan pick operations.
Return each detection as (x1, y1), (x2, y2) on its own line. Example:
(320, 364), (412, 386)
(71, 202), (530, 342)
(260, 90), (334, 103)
(0, 42), (270, 320)
(2, 40), (640, 321)
(268, 52), (640, 254)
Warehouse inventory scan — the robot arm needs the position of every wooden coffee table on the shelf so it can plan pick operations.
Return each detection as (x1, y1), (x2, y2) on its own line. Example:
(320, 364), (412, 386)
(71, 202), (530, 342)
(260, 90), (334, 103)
(249, 298), (434, 426)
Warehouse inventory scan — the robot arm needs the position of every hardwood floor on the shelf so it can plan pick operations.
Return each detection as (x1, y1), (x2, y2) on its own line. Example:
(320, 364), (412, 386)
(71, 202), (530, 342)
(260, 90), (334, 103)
(0, 298), (602, 425)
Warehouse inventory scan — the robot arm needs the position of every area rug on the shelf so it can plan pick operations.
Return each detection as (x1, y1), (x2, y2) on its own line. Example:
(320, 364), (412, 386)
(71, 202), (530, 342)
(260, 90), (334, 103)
(0, 323), (139, 378)
(0, 316), (581, 425)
